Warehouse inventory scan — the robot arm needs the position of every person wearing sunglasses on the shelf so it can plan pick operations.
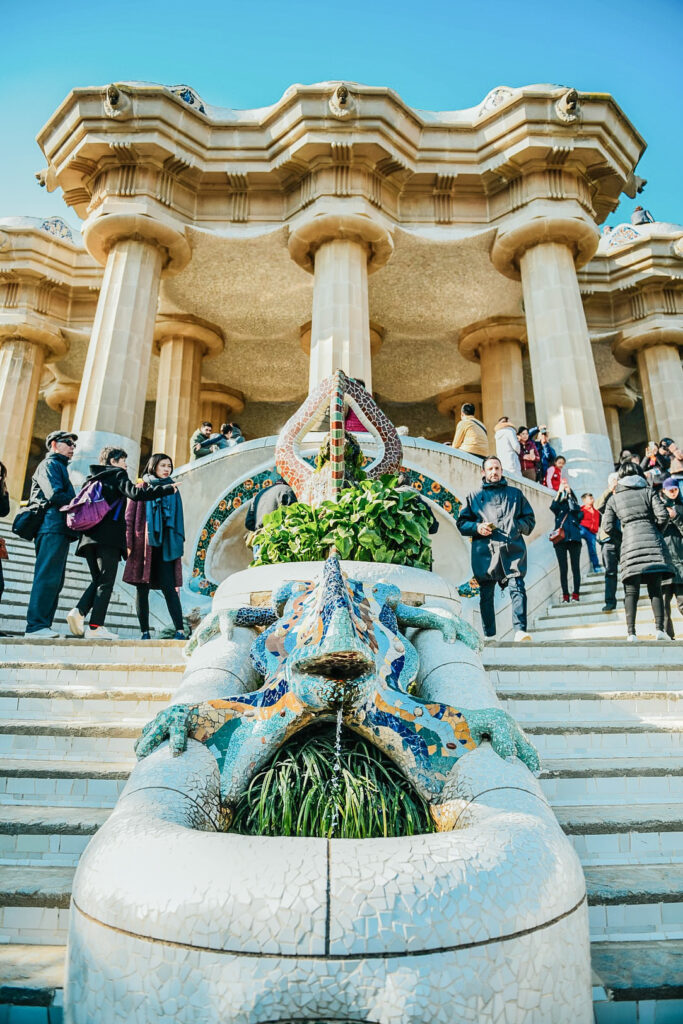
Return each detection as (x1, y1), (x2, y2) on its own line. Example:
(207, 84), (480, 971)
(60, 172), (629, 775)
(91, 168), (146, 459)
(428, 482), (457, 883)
(24, 431), (78, 637)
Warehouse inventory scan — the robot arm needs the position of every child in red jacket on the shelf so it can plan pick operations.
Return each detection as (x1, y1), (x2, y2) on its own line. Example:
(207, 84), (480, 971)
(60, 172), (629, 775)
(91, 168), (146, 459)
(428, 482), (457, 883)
(580, 493), (602, 573)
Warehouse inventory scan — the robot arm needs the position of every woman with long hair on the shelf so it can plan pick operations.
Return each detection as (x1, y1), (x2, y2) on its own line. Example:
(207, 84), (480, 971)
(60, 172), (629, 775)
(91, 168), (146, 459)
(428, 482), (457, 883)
(602, 459), (673, 641)
(122, 453), (185, 640)
(550, 479), (583, 602)
(0, 461), (9, 612)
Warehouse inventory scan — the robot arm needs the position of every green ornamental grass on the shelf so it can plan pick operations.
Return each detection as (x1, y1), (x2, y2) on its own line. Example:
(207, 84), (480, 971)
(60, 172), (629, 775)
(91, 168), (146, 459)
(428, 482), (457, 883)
(230, 724), (435, 839)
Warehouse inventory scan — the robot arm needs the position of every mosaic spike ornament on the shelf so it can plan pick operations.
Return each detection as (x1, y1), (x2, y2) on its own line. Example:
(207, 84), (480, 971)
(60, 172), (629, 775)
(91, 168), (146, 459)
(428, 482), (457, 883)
(136, 556), (538, 826)
(274, 370), (402, 505)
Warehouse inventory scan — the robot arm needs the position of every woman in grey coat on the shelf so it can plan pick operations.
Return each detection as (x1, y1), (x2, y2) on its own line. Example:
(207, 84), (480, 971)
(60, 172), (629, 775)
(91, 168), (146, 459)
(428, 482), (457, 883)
(601, 461), (672, 641)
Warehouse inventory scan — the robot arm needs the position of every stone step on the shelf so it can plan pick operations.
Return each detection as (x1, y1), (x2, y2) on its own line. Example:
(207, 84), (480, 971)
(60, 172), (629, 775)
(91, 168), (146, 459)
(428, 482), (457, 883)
(0, 718), (142, 761)
(530, 621), (673, 640)
(0, 571), (132, 608)
(0, 687), (170, 722)
(491, 666), (683, 693)
(0, 943), (65, 1007)
(535, 607), (662, 629)
(591, 939), (683, 1005)
(540, 765), (682, 808)
(483, 640), (683, 667)
(0, 804), (107, 870)
(502, 690), (681, 722)
(0, 602), (142, 630)
(0, 757), (131, 808)
(521, 719), (683, 758)
(0, 638), (186, 664)
(586, 863), (683, 941)
(0, 662), (184, 688)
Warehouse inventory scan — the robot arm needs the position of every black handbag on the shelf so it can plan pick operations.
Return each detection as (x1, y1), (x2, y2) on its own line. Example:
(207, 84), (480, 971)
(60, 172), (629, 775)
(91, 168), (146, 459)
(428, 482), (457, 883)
(12, 505), (46, 542)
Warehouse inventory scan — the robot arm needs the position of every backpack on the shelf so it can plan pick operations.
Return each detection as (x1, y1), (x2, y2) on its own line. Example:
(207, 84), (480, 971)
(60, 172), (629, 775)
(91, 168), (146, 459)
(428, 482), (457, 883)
(61, 479), (123, 532)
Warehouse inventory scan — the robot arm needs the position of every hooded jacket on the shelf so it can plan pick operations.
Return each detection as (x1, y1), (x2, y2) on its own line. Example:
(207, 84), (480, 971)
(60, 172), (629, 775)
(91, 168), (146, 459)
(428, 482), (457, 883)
(74, 465), (175, 558)
(495, 426), (521, 477)
(601, 476), (672, 582)
(457, 478), (536, 581)
(659, 495), (683, 585)
(29, 452), (76, 536)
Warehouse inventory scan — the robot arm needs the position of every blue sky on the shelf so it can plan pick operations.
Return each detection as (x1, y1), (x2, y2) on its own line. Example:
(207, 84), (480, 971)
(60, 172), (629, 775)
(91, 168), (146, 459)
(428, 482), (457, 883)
(2, 0), (681, 231)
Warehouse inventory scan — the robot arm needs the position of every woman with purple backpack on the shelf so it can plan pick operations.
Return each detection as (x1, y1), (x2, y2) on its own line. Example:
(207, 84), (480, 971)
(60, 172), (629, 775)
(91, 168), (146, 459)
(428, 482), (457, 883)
(65, 447), (176, 640)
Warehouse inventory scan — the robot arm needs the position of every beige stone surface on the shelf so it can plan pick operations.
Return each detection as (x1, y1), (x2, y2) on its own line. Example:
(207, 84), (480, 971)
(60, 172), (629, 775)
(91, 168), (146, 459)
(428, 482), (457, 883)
(637, 344), (683, 444)
(0, 337), (46, 501)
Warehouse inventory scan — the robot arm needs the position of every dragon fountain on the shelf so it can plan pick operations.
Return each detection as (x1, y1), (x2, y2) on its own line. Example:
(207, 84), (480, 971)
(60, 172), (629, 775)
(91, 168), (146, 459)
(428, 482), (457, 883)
(65, 372), (592, 1022)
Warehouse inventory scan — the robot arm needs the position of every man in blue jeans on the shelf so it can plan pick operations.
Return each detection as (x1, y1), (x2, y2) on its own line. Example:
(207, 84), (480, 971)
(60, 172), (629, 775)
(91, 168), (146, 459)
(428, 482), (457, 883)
(25, 431), (77, 637)
(457, 455), (536, 642)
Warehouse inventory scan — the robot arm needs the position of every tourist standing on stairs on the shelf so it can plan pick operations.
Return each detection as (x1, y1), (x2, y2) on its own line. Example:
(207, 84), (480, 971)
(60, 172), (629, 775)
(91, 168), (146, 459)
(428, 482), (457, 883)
(123, 453), (186, 640)
(517, 426), (540, 482)
(66, 447), (176, 641)
(457, 455), (536, 643)
(0, 462), (8, 616)
(494, 417), (522, 478)
(24, 431), (78, 638)
(597, 473), (621, 613)
(579, 494), (602, 574)
(451, 403), (488, 461)
(550, 482), (583, 603)
(601, 460), (673, 643)
(658, 478), (683, 639)
(189, 421), (216, 461)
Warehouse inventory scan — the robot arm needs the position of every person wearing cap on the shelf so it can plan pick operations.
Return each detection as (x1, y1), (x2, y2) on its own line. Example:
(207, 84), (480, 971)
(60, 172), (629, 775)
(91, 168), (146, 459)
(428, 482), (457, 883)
(530, 426), (556, 482)
(24, 431), (78, 638)
(659, 478), (683, 639)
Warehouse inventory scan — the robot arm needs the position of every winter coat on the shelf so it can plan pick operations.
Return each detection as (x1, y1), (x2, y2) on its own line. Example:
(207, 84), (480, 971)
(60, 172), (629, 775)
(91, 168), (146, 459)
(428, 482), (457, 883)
(75, 466), (175, 559)
(580, 506), (601, 534)
(457, 478), (536, 582)
(452, 415), (488, 457)
(0, 486), (9, 519)
(190, 430), (213, 461)
(534, 438), (557, 476)
(659, 495), (683, 585)
(495, 427), (521, 477)
(123, 480), (183, 589)
(601, 476), (672, 582)
(245, 483), (297, 532)
(519, 438), (541, 476)
(29, 452), (75, 536)
(550, 491), (583, 544)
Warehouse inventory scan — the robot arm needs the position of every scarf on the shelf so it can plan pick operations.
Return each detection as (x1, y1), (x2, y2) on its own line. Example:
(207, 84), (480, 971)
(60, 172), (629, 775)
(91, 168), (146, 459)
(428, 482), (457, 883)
(144, 473), (185, 562)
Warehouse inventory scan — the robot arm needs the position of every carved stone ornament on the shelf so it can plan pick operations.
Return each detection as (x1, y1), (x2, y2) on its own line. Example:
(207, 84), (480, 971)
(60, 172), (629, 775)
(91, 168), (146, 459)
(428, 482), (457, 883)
(103, 84), (133, 120)
(622, 171), (648, 199)
(35, 165), (58, 192)
(673, 237), (683, 260)
(40, 217), (73, 242)
(555, 88), (581, 124)
(476, 86), (515, 119)
(328, 83), (358, 120)
(169, 84), (206, 115)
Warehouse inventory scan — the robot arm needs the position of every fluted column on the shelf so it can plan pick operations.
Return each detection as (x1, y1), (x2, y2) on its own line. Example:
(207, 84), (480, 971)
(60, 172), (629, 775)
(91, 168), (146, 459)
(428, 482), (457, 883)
(613, 323), (683, 445)
(600, 385), (636, 460)
(0, 324), (66, 503)
(199, 384), (245, 436)
(44, 378), (81, 432)
(153, 317), (224, 466)
(288, 208), (393, 393)
(459, 318), (527, 440)
(492, 212), (612, 493)
(71, 212), (191, 480)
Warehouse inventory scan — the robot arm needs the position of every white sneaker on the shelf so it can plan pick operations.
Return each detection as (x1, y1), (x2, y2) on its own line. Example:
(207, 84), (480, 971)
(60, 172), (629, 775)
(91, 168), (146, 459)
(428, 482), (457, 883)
(655, 630), (672, 641)
(87, 626), (119, 640)
(24, 628), (59, 639)
(514, 631), (532, 643)
(66, 608), (85, 638)
(627, 634), (638, 643)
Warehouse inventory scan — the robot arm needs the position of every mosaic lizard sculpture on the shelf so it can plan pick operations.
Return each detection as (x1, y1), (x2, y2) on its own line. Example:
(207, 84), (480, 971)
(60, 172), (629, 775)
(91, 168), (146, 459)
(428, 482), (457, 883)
(136, 555), (539, 828)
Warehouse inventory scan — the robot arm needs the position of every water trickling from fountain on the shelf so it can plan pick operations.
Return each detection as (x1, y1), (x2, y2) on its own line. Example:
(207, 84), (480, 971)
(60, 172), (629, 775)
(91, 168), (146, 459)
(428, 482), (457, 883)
(329, 706), (344, 837)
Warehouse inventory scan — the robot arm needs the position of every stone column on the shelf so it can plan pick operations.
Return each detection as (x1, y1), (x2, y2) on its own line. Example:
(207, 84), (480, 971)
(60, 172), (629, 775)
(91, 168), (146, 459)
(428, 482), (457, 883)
(199, 384), (245, 434)
(613, 324), (683, 445)
(459, 318), (527, 441)
(153, 316), (224, 467)
(436, 386), (483, 441)
(44, 378), (81, 432)
(492, 214), (612, 494)
(0, 324), (66, 503)
(288, 209), (393, 393)
(72, 212), (191, 480)
(600, 385), (636, 460)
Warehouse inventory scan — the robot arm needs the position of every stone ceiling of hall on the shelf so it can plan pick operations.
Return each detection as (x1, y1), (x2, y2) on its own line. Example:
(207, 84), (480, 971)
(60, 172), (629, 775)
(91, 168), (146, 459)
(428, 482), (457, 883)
(158, 224), (523, 404)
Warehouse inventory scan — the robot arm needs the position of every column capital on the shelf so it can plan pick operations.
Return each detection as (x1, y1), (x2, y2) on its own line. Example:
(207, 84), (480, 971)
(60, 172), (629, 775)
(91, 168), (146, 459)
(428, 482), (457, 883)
(153, 315), (224, 357)
(491, 207), (600, 281)
(600, 384), (637, 413)
(458, 316), (527, 362)
(200, 382), (245, 417)
(436, 384), (482, 417)
(612, 317), (683, 366)
(299, 320), (384, 356)
(0, 317), (67, 359)
(44, 377), (80, 414)
(83, 208), (191, 276)
(288, 206), (393, 275)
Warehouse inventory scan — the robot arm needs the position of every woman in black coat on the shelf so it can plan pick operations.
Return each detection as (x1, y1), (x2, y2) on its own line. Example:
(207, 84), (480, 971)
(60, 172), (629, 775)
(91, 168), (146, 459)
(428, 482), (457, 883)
(658, 478), (683, 639)
(550, 481), (583, 602)
(66, 446), (175, 639)
(601, 461), (672, 641)
(0, 461), (9, 613)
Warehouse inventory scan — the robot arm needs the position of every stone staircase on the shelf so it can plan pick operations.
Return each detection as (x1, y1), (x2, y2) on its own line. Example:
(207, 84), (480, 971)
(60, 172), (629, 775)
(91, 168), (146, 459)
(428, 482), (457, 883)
(0, 559), (681, 1022)
(487, 571), (683, 1023)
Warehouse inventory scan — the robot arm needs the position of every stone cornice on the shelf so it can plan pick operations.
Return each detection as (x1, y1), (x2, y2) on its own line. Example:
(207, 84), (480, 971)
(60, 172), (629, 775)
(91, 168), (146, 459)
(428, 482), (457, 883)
(37, 81), (645, 227)
(0, 218), (100, 291)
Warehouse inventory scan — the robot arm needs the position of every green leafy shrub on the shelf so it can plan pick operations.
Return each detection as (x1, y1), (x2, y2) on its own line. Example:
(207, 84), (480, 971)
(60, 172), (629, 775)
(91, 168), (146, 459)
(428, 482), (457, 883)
(230, 724), (435, 839)
(251, 475), (433, 569)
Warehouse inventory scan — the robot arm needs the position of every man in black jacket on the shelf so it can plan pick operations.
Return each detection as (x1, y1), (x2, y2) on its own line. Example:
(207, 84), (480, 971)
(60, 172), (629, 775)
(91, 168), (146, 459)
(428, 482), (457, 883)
(25, 431), (78, 637)
(457, 456), (536, 642)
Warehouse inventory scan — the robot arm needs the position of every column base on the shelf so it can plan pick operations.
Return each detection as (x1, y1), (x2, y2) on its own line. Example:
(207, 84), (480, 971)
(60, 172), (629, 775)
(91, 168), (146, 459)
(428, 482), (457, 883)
(551, 433), (614, 498)
(69, 430), (141, 488)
